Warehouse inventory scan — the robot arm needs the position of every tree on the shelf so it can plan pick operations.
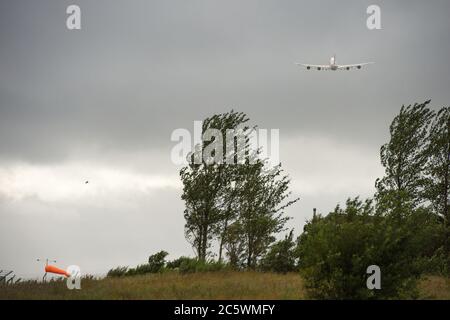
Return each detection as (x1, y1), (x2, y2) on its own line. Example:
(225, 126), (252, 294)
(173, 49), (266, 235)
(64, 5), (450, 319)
(181, 164), (223, 261)
(375, 101), (434, 213)
(181, 111), (250, 261)
(181, 110), (298, 265)
(217, 179), (239, 263)
(424, 107), (450, 262)
(234, 161), (298, 269)
(223, 222), (246, 269)
(260, 229), (297, 273)
(375, 102), (448, 272)
(424, 107), (450, 224)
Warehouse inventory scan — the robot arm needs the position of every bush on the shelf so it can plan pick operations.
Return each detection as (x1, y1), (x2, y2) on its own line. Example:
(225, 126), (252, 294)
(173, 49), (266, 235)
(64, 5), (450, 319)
(147, 250), (169, 273)
(413, 246), (449, 277)
(297, 198), (444, 299)
(107, 266), (128, 278)
(260, 230), (298, 273)
(179, 258), (228, 274)
(124, 264), (154, 276)
(107, 251), (170, 277)
(166, 256), (191, 269)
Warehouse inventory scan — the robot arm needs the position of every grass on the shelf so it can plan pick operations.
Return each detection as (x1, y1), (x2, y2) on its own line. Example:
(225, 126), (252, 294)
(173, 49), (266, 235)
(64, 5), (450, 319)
(0, 272), (448, 300)
(417, 275), (450, 300)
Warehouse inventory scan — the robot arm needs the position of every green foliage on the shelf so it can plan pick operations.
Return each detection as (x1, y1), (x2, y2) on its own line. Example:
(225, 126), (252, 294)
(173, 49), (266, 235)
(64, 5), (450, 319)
(180, 110), (298, 265)
(178, 258), (228, 274)
(375, 101), (449, 274)
(106, 251), (231, 277)
(260, 230), (298, 273)
(297, 198), (444, 299)
(181, 111), (251, 261)
(107, 266), (128, 278)
(424, 107), (450, 224)
(166, 256), (192, 269)
(125, 263), (158, 276)
(233, 163), (298, 269)
(223, 222), (246, 269)
(376, 100), (434, 210)
(107, 251), (169, 277)
(147, 250), (169, 273)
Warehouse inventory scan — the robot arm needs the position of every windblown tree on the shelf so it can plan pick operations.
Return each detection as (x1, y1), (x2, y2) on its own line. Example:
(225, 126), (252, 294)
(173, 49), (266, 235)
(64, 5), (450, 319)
(424, 107), (450, 258)
(180, 110), (298, 264)
(223, 221), (246, 269)
(181, 164), (223, 261)
(375, 101), (435, 213)
(181, 111), (251, 261)
(233, 161), (298, 269)
(217, 177), (239, 263)
(295, 101), (449, 299)
(424, 107), (450, 224)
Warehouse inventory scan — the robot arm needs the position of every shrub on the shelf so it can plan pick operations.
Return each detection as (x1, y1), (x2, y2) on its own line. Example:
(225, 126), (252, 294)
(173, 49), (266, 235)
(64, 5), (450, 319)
(147, 250), (169, 273)
(166, 256), (191, 269)
(260, 230), (298, 273)
(179, 258), (228, 274)
(125, 264), (154, 276)
(107, 251), (170, 277)
(297, 198), (444, 299)
(107, 266), (128, 278)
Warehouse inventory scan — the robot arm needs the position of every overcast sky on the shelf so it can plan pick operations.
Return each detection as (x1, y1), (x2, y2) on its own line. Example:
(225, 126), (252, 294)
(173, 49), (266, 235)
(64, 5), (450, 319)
(1, 0), (450, 279)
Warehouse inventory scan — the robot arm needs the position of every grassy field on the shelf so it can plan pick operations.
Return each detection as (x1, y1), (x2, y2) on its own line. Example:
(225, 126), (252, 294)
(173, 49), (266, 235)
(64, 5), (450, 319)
(0, 272), (449, 300)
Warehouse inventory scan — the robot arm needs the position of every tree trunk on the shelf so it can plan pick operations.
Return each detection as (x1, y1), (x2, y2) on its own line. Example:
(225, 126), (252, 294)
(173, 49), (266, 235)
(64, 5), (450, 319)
(218, 218), (228, 263)
(444, 118), (450, 224)
(200, 224), (208, 261)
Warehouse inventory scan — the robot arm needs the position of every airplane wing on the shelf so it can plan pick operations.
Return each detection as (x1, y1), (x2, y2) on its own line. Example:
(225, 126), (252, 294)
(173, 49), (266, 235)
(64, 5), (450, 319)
(295, 63), (331, 71)
(337, 62), (374, 70)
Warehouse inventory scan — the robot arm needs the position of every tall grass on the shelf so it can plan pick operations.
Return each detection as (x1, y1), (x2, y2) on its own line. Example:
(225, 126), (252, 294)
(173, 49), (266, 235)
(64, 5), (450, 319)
(0, 272), (448, 300)
(1, 272), (304, 300)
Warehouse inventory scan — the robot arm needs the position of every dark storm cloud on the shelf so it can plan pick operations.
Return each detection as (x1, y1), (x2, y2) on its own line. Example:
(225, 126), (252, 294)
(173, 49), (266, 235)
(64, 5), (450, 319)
(1, 0), (449, 163)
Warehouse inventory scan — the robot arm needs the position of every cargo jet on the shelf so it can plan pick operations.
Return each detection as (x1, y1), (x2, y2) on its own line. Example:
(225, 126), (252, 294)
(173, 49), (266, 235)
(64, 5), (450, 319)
(295, 55), (374, 71)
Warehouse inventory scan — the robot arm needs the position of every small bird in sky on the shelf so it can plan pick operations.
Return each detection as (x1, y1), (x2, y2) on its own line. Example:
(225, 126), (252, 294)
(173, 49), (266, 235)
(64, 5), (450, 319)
(85, 181), (89, 184)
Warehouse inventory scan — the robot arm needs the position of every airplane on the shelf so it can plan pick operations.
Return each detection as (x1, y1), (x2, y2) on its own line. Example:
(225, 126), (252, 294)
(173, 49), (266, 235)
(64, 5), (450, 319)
(295, 55), (374, 71)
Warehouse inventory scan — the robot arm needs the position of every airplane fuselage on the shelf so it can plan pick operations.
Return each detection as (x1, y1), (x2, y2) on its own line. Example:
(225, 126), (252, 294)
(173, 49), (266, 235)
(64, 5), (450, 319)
(330, 56), (338, 70)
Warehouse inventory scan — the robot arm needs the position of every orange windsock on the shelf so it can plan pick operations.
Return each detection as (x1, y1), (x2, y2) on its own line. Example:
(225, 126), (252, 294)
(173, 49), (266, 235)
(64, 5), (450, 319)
(45, 265), (69, 277)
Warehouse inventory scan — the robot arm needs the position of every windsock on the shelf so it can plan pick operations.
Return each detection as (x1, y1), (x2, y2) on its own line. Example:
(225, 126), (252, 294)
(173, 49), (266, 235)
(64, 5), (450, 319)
(45, 265), (70, 277)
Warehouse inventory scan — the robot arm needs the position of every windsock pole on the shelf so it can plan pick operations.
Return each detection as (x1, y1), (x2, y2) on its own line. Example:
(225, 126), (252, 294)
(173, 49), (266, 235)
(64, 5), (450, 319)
(37, 258), (63, 282)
